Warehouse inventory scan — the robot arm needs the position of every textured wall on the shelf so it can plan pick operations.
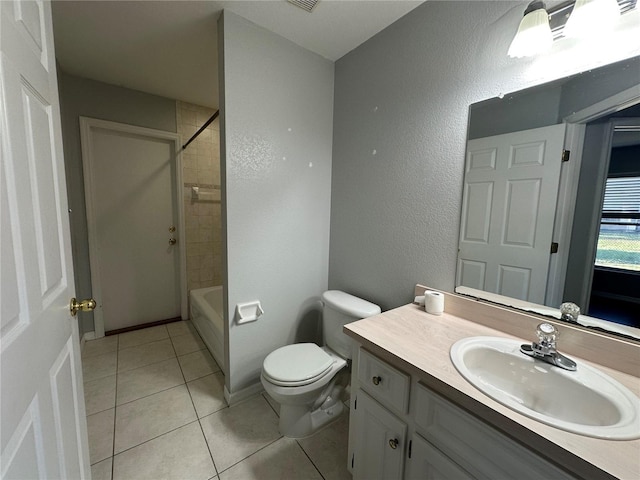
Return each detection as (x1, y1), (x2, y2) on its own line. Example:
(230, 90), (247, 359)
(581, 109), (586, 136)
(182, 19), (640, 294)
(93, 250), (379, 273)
(177, 102), (223, 290)
(329, 0), (640, 312)
(219, 11), (334, 395)
(58, 73), (177, 335)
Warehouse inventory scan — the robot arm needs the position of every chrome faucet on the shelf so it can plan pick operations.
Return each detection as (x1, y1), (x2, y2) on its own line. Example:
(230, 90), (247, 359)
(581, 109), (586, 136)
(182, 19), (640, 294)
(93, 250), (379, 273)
(520, 323), (577, 371)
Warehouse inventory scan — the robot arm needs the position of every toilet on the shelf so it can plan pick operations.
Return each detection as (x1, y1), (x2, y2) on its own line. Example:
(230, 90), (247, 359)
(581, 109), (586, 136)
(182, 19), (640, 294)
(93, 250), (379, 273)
(261, 290), (381, 438)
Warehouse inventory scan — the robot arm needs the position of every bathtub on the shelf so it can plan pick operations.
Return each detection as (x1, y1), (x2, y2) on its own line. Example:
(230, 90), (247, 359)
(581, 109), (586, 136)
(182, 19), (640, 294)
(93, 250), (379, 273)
(190, 286), (225, 374)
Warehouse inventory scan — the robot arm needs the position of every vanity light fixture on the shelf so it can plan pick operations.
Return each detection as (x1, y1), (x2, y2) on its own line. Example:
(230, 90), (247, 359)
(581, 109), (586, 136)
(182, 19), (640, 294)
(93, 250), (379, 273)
(508, 1), (554, 58)
(563, 0), (620, 38)
(509, 0), (635, 58)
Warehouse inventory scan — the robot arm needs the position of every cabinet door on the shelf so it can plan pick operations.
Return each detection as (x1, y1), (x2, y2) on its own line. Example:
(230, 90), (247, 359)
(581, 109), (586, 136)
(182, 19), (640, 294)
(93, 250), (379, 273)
(406, 433), (474, 480)
(353, 390), (407, 480)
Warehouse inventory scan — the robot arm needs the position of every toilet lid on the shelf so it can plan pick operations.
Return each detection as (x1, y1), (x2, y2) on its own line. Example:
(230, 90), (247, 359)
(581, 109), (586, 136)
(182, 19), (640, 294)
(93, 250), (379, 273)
(263, 343), (333, 386)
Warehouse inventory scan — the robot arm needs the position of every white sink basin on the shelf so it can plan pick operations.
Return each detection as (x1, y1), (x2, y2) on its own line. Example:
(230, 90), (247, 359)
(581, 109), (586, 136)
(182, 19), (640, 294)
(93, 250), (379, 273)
(450, 336), (640, 439)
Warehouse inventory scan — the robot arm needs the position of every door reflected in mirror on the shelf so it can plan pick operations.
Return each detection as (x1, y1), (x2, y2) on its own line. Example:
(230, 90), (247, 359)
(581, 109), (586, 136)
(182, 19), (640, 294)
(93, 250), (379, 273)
(456, 56), (640, 339)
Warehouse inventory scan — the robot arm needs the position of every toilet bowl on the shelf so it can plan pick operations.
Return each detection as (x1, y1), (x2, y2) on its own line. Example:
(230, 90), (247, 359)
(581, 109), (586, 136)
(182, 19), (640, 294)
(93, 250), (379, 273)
(261, 290), (381, 438)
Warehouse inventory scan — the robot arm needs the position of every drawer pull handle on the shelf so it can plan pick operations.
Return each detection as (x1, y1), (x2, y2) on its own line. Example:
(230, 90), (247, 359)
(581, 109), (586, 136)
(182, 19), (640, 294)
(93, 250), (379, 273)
(372, 376), (382, 386)
(389, 438), (399, 450)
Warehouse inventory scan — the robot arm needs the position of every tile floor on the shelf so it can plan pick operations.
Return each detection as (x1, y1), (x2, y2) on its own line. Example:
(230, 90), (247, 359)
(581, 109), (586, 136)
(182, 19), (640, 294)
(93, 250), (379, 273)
(82, 321), (352, 480)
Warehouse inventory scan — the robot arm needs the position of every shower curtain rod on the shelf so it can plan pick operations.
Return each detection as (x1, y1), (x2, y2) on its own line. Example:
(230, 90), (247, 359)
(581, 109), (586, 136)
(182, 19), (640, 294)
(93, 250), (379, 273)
(181, 109), (219, 151)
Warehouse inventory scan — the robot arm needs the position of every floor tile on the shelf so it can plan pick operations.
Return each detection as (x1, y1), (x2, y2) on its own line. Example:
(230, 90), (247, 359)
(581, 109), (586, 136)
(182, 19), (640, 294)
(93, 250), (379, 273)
(113, 422), (216, 480)
(187, 372), (226, 418)
(90, 457), (112, 480)
(87, 408), (114, 465)
(219, 437), (322, 480)
(114, 384), (197, 454)
(298, 409), (351, 480)
(84, 374), (116, 415)
(118, 325), (169, 350)
(116, 357), (184, 405)
(166, 320), (197, 337)
(262, 392), (280, 417)
(179, 349), (220, 382)
(201, 394), (280, 472)
(83, 335), (118, 359)
(117, 338), (175, 373)
(83, 351), (117, 383)
(171, 330), (205, 356)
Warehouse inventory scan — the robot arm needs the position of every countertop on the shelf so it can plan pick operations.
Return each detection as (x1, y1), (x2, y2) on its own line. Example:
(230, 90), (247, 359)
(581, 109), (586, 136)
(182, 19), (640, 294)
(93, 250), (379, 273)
(344, 302), (640, 480)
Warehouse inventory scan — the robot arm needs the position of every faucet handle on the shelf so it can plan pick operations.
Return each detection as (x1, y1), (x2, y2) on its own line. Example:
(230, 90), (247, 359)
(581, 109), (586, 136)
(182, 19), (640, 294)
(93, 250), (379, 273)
(536, 323), (558, 349)
(560, 302), (580, 323)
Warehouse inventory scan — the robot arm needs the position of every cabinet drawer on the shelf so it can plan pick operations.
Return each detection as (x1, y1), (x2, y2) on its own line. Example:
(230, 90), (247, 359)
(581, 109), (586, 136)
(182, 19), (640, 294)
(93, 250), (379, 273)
(357, 348), (410, 414)
(414, 383), (576, 480)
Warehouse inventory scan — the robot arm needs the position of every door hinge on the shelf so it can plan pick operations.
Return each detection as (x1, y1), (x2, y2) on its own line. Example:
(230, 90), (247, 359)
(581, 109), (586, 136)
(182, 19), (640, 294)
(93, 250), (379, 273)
(562, 150), (570, 162)
(550, 242), (559, 254)
(408, 440), (412, 459)
(351, 453), (354, 469)
(354, 395), (357, 410)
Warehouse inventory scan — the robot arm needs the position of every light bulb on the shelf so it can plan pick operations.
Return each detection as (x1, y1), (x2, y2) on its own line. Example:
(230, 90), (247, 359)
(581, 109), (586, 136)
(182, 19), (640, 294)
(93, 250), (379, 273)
(564, 0), (620, 38)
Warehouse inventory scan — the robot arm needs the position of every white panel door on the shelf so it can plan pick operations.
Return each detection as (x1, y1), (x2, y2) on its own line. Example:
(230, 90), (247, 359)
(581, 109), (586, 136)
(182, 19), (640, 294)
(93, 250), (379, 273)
(1, 1), (89, 478)
(457, 124), (566, 303)
(81, 118), (182, 333)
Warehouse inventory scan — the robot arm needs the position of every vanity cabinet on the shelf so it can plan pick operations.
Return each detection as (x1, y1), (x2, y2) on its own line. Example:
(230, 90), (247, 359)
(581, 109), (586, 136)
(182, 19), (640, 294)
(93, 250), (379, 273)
(349, 347), (577, 480)
(352, 348), (411, 479)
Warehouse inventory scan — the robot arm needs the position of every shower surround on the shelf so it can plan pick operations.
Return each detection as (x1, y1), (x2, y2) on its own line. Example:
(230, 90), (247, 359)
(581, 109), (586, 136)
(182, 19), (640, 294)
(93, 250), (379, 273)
(177, 101), (223, 291)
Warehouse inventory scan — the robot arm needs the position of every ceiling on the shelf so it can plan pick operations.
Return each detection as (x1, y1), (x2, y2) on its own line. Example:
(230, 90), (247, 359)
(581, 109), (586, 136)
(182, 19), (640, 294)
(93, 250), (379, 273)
(51, 0), (424, 109)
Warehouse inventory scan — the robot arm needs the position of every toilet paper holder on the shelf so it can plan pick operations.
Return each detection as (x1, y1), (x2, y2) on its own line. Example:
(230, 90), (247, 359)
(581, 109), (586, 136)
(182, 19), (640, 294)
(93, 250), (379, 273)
(235, 300), (264, 325)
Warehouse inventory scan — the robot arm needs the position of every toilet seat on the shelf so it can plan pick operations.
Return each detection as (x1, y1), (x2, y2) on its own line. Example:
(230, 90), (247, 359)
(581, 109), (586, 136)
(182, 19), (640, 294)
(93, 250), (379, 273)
(263, 343), (334, 387)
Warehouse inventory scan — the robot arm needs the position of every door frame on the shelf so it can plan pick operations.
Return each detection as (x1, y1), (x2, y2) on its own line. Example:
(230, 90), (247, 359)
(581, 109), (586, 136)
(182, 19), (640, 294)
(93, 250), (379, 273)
(546, 85), (640, 307)
(79, 117), (187, 337)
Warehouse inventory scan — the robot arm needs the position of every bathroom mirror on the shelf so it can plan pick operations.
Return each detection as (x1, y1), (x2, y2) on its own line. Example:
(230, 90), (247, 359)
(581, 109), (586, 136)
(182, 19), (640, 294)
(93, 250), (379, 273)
(456, 56), (640, 340)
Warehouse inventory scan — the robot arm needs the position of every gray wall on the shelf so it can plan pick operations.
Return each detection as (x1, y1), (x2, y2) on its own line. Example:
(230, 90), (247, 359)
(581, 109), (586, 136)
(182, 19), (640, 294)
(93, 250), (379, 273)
(58, 73), (177, 335)
(328, 0), (640, 311)
(219, 11), (334, 396)
(468, 56), (640, 140)
(468, 86), (562, 139)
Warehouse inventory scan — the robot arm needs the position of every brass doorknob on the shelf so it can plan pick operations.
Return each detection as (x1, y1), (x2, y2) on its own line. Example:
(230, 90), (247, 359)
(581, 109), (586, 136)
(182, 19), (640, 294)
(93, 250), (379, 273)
(169, 238), (177, 245)
(70, 298), (96, 316)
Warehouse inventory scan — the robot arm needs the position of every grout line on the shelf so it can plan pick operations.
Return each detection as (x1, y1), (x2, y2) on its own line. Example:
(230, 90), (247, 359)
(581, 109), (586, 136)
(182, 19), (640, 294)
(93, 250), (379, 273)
(110, 335), (119, 480)
(115, 355), (180, 378)
(117, 335), (171, 353)
(197, 411), (220, 478)
(111, 418), (202, 458)
(295, 438), (326, 480)
(262, 392), (280, 417)
(175, 330), (221, 478)
(214, 436), (284, 476)
(115, 381), (187, 409)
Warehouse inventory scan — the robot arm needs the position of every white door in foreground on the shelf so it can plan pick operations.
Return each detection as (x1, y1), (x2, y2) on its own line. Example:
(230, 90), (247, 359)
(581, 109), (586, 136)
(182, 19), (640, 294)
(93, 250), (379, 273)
(1, 1), (89, 478)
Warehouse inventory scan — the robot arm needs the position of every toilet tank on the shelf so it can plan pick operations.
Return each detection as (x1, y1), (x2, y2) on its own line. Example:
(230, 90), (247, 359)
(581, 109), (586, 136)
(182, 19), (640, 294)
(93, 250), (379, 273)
(321, 290), (381, 359)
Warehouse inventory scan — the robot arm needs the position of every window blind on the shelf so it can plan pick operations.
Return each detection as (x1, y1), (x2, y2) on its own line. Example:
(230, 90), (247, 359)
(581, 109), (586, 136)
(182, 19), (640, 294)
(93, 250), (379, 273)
(601, 177), (640, 220)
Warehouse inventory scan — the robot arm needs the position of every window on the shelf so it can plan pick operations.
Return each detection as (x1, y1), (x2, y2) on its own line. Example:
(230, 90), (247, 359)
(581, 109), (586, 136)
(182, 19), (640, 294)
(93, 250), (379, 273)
(595, 177), (640, 271)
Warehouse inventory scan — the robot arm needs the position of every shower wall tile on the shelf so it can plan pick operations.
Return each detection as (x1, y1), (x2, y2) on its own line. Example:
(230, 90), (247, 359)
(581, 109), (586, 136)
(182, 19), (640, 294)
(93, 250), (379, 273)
(178, 101), (223, 294)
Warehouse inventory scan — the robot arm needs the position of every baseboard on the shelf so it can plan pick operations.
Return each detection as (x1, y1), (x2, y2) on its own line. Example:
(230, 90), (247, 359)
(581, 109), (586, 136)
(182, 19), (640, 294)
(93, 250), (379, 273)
(105, 317), (181, 336)
(80, 331), (96, 352)
(224, 382), (264, 406)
